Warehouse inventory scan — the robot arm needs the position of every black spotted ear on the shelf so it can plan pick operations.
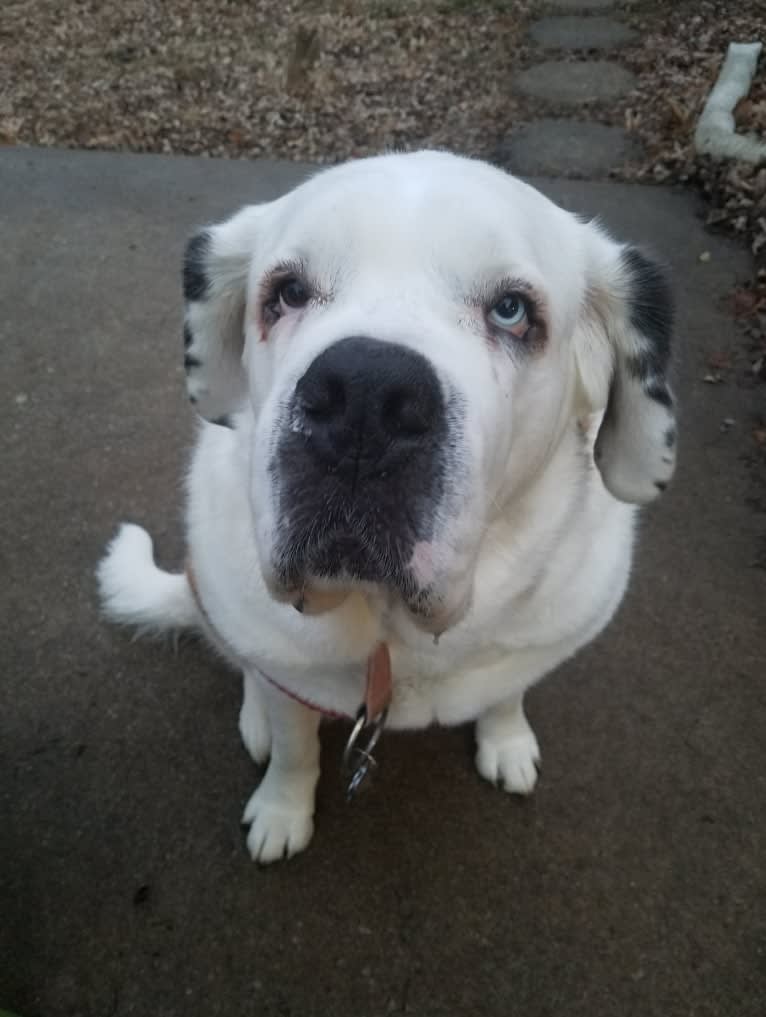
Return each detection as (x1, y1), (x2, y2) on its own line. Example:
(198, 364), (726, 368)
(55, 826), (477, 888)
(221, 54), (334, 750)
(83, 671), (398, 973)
(182, 206), (263, 424)
(575, 233), (677, 504)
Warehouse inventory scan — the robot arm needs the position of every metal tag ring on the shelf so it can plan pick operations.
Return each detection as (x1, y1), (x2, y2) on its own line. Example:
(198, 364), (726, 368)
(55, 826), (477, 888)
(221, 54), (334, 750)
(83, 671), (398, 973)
(342, 705), (388, 800)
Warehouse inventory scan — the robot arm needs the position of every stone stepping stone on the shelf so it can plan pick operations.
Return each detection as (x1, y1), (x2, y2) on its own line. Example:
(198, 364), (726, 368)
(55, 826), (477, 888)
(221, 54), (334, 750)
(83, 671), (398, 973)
(515, 60), (636, 104)
(496, 119), (643, 179)
(546, 0), (617, 11)
(529, 16), (636, 50)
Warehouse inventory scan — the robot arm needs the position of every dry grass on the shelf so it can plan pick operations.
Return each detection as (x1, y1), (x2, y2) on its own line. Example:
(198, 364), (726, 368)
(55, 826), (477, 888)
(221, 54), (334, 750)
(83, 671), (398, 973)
(0, 0), (534, 161)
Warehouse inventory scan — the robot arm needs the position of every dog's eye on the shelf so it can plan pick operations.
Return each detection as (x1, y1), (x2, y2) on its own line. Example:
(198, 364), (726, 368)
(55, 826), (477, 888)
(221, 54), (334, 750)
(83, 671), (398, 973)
(278, 277), (310, 310)
(488, 293), (528, 335)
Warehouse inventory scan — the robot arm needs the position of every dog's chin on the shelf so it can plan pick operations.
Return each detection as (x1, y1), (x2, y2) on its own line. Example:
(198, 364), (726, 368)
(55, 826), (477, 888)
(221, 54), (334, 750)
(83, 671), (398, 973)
(262, 574), (353, 616)
(264, 547), (473, 636)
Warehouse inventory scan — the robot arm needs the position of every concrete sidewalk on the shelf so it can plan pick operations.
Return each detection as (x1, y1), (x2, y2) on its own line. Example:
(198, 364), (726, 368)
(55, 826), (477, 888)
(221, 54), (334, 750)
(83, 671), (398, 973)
(1, 148), (764, 1017)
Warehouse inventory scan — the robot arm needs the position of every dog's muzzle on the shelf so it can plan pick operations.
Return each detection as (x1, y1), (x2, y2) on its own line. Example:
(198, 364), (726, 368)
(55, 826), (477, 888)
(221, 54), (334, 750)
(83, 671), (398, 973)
(271, 336), (449, 603)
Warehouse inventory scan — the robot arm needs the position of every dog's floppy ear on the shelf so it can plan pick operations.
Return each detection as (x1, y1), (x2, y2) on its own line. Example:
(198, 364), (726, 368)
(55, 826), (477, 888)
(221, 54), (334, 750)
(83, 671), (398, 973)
(574, 229), (677, 505)
(182, 206), (264, 425)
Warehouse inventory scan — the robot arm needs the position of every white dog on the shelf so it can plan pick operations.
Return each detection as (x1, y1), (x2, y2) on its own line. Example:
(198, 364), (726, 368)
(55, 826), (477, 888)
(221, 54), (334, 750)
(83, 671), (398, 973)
(98, 151), (676, 863)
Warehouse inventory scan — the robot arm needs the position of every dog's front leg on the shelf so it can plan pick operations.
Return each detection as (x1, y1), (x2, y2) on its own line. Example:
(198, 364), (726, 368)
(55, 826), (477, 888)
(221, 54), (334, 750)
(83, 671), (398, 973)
(241, 676), (321, 863)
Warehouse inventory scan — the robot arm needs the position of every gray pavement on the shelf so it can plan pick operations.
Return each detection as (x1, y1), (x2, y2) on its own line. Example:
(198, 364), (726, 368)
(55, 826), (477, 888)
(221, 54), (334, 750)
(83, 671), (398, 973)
(528, 16), (636, 50)
(496, 119), (642, 179)
(514, 60), (636, 104)
(1, 148), (764, 1017)
(546, 0), (618, 10)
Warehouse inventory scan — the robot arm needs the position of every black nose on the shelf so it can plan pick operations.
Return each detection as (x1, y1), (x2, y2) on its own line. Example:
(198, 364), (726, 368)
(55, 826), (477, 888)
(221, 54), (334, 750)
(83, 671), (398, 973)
(294, 337), (445, 472)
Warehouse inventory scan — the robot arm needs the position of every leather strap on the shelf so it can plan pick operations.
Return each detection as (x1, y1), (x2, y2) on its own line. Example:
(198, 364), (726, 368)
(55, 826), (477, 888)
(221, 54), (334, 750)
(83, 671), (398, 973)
(365, 642), (393, 720)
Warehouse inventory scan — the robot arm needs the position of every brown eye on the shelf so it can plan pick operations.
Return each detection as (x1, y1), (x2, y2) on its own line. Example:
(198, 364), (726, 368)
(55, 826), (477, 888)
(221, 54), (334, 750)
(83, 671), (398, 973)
(278, 277), (310, 309)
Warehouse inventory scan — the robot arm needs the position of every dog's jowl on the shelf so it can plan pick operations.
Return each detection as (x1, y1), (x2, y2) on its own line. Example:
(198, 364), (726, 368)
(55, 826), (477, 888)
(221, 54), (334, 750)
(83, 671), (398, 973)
(98, 151), (676, 863)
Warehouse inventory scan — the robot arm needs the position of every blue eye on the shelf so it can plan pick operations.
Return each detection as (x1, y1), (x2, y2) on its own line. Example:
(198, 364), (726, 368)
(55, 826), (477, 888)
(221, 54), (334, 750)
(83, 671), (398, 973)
(488, 293), (528, 330)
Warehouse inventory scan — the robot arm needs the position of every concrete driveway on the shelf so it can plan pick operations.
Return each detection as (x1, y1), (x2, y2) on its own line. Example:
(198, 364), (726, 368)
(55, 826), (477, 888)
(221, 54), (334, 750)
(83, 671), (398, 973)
(1, 148), (764, 1017)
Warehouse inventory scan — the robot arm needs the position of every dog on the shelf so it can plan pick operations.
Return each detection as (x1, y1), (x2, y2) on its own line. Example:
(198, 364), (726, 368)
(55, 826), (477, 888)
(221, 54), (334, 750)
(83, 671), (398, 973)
(97, 150), (676, 863)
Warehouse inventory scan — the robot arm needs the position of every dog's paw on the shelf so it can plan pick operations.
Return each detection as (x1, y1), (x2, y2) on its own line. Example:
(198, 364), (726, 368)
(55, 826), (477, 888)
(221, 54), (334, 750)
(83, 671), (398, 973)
(475, 725), (541, 795)
(242, 784), (314, 864)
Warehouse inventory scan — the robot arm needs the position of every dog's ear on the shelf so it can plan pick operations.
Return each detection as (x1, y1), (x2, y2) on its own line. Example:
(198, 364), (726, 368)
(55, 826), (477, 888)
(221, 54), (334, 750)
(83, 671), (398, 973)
(182, 206), (264, 425)
(574, 228), (677, 505)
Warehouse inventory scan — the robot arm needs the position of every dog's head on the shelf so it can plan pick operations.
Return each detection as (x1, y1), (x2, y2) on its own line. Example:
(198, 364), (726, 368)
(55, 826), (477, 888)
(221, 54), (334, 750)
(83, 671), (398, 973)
(182, 152), (676, 632)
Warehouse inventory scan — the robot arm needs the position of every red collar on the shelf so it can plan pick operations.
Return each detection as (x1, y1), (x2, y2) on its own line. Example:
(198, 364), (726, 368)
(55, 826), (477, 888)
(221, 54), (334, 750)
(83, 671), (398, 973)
(186, 563), (392, 721)
(259, 670), (350, 719)
(256, 642), (392, 721)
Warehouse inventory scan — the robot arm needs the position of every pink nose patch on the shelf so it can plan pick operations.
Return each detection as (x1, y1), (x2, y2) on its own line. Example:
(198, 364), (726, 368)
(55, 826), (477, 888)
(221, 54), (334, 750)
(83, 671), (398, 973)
(410, 541), (436, 585)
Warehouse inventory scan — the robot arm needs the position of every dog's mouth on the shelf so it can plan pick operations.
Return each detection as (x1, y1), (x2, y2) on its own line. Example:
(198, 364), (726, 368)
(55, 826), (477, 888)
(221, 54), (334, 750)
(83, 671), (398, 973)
(266, 523), (472, 636)
(270, 524), (416, 610)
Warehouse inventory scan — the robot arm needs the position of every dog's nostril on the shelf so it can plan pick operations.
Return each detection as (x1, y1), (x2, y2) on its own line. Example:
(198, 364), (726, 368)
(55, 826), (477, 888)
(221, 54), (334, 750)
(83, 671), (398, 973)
(382, 386), (432, 437)
(299, 373), (346, 420)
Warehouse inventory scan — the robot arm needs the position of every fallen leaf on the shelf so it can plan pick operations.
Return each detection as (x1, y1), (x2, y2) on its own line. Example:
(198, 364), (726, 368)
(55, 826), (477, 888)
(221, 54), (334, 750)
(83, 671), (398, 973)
(734, 97), (753, 126)
(731, 287), (766, 318)
(707, 351), (731, 371)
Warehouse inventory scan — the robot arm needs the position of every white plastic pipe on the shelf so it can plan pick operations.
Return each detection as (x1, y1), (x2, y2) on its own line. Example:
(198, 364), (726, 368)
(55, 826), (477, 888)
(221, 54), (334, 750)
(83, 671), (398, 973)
(694, 41), (766, 162)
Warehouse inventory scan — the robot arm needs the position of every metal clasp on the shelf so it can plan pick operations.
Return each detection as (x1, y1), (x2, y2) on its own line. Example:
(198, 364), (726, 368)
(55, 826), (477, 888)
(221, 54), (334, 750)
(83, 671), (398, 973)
(342, 704), (388, 801)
